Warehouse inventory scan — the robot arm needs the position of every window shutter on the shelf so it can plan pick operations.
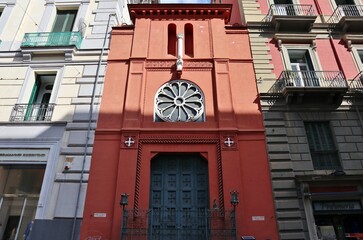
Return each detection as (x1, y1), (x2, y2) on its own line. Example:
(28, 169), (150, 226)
(28, 78), (41, 105)
(305, 122), (340, 169)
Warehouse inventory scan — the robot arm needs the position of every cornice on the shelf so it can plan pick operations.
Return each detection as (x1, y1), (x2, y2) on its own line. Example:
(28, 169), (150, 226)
(128, 3), (232, 24)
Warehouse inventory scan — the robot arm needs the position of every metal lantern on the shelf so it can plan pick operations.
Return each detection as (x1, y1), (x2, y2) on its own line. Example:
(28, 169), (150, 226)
(120, 193), (129, 208)
(230, 190), (239, 207)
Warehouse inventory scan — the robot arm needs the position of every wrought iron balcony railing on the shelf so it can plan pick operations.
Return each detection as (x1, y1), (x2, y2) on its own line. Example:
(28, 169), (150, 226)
(349, 71), (363, 92)
(10, 104), (55, 122)
(21, 32), (82, 49)
(328, 5), (363, 24)
(268, 71), (348, 94)
(265, 4), (315, 21)
(121, 208), (236, 240)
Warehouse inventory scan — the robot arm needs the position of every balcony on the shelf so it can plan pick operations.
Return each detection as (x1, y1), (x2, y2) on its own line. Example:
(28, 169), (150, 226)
(349, 71), (363, 94)
(10, 104), (55, 122)
(21, 32), (82, 49)
(268, 71), (348, 105)
(328, 5), (363, 32)
(265, 4), (317, 32)
(120, 209), (236, 240)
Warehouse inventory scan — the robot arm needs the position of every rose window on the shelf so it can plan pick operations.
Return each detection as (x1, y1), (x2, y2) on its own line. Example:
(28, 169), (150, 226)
(155, 80), (205, 122)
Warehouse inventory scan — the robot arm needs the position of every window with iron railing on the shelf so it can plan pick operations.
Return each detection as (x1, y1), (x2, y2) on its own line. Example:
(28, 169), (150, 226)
(267, 46), (348, 94)
(304, 122), (341, 170)
(328, 0), (363, 24)
(10, 74), (56, 122)
(10, 103), (55, 122)
(21, 9), (82, 49)
(349, 71), (363, 91)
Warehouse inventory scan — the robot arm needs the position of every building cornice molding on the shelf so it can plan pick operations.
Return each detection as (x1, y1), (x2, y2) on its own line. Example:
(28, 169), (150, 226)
(273, 33), (318, 44)
(128, 4), (232, 23)
(342, 34), (363, 51)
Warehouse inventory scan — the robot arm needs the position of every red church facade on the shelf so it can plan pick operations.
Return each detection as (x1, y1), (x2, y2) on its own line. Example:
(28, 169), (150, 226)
(81, 3), (279, 240)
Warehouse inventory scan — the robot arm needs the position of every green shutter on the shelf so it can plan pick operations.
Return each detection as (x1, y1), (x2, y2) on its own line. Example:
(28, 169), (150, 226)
(25, 78), (41, 120)
(305, 122), (340, 170)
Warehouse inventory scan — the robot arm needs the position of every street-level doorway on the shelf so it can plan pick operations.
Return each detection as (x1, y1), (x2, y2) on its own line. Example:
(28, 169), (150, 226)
(149, 153), (209, 240)
(0, 165), (45, 240)
(314, 201), (363, 240)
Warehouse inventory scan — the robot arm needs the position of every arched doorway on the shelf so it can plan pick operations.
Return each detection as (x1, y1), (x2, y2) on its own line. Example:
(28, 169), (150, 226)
(149, 153), (209, 239)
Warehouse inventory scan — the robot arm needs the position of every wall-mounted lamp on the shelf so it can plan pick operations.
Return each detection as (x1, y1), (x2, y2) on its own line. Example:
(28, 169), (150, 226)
(64, 157), (73, 170)
(230, 190), (239, 240)
(64, 161), (71, 170)
(230, 190), (239, 208)
(120, 193), (129, 210)
(330, 169), (346, 176)
(213, 199), (219, 211)
(120, 193), (129, 240)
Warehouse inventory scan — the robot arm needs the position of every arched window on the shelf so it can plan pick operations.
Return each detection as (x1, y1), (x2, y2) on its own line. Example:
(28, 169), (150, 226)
(168, 24), (177, 56)
(154, 80), (205, 122)
(184, 23), (194, 57)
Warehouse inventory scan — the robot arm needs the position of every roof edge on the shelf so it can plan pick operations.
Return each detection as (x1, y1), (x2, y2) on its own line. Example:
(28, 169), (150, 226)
(128, 4), (232, 24)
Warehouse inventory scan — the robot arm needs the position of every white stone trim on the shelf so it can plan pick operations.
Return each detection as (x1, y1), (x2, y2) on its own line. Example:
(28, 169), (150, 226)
(301, 185), (320, 240)
(17, 66), (65, 105)
(280, 44), (323, 71)
(351, 46), (363, 72)
(0, 138), (62, 220)
(0, 1), (15, 40)
(268, 0), (300, 6)
(38, 0), (89, 33)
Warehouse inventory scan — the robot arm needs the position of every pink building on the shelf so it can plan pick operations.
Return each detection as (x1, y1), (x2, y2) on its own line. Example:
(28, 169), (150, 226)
(241, 0), (363, 239)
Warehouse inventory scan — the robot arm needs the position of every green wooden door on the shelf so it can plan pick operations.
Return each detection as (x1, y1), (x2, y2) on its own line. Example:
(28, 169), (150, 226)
(150, 154), (209, 240)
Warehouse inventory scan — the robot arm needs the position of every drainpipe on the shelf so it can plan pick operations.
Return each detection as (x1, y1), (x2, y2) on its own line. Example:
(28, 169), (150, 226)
(312, 0), (325, 23)
(355, 103), (363, 134)
(176, 33), (184, 73)
(328, 31), (346, 79)
(352, 89), (363, 137)
(70, 13), (116, 240)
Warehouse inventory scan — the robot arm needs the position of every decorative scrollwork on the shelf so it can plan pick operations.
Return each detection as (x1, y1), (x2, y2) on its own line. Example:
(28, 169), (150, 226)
(155, 80), (205, 122)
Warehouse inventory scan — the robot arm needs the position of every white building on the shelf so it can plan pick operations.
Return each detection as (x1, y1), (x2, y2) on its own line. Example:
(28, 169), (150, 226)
(0, 1), (128, 239)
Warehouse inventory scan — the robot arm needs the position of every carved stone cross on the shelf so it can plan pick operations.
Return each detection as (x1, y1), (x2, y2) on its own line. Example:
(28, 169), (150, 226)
(125, 137), (135, 147)
(224, 137), (234, 147)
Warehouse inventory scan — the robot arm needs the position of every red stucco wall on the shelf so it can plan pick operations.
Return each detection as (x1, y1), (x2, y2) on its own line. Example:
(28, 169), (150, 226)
(81, 4), (278, 240)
